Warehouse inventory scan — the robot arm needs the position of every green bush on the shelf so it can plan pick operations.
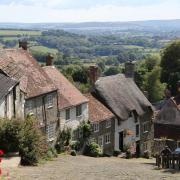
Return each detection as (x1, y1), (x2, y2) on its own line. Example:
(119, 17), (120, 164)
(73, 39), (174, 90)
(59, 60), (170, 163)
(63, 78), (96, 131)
(70, 141), (81, 151)
(55, 128), (72, 153)
(0, 118), (22, 153)
(84, 141), (101, 157)
(113, 150), (121, 157)
(70, 150), (77, 156)
(143, 150), (150, 159)
(19, 115), (48, 166)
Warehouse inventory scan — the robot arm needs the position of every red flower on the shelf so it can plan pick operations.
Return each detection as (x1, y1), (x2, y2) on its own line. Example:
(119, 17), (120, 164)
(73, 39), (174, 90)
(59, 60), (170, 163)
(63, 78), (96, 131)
(0, 158), (1, 162)
(0, 150), (4, 156)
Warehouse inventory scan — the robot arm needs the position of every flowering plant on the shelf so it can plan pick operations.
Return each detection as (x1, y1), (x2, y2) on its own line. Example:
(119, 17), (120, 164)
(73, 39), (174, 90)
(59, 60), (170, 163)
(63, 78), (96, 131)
(0, 150), (4, 176)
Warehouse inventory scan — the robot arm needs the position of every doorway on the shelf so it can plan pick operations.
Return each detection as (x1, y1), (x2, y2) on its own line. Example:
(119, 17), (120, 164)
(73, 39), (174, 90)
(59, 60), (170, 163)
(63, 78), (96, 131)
(119, 131), (124, 151)
(136, 141), (140, 157)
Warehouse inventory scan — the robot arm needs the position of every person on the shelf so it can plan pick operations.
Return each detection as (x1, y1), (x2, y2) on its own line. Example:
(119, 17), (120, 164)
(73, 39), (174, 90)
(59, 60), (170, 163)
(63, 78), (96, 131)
(160, 146), (172, 156)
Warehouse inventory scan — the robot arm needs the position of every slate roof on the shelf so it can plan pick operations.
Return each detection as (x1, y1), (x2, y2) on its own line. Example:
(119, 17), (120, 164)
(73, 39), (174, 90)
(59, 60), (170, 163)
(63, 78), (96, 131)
(43, 66), (88, 110)
(0, 73), (18, 100)
(0, 49), (57, 99)
(94, 74), (153, 120)
(85, 93), (114, 123)
(155, 95), (180, 126)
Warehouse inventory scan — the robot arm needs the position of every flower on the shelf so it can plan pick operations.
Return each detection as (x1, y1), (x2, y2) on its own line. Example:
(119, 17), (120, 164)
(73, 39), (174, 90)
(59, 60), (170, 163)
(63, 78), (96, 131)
(0, 150), (4, 156)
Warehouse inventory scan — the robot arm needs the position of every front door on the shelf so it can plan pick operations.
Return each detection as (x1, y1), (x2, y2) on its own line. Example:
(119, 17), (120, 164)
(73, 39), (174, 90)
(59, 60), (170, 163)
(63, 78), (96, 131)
(119, 131), (124, 151)
(98, 135), (104, 153)
(136, 141), (140, 157)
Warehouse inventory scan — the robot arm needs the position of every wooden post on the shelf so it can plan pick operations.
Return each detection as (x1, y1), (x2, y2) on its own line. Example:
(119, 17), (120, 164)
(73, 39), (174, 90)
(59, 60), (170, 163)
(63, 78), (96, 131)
(172, 154), (175, 169)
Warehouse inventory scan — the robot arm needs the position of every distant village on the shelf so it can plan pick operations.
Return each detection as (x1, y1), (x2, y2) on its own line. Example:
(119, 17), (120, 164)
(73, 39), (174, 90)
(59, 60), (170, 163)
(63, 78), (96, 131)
(0, 40), (180, 160)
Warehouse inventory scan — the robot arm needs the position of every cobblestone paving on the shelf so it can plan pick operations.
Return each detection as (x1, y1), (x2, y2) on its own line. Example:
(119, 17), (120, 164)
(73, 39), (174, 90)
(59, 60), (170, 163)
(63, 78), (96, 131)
(10, 155), (180, 180)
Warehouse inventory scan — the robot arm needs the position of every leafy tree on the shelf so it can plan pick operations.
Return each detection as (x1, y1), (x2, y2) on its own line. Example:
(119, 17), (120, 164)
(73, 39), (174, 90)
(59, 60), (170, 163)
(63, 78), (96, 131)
(160, 40), (180, 95)
(144, 66), (166, 102)
(104, 66), (121, 76)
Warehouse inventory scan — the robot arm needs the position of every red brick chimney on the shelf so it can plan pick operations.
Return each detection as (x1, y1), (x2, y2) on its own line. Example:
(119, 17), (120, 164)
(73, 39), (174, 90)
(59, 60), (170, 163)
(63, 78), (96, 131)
(125, 61), (135, 78)
(46, 54), (54, 66)
(19, 40), (28, 50)
(89, 65), (99, 86)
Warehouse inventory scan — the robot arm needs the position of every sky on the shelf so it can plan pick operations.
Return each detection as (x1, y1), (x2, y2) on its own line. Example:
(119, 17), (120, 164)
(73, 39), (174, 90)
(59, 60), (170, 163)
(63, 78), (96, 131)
(0, 0), (180, 23)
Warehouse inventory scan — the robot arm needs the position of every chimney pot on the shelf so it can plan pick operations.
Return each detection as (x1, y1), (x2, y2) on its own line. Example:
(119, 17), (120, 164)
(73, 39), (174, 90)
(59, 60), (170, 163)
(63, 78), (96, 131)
(19, 40), (28, 50)
(125, 61), (135, 78)
(89, 65), (99, 86)
(46, 54), (54, 66)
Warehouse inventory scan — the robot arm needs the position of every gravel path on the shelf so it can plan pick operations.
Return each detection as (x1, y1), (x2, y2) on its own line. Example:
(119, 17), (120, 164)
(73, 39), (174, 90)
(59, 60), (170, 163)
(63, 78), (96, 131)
(9, 155), (180, 180)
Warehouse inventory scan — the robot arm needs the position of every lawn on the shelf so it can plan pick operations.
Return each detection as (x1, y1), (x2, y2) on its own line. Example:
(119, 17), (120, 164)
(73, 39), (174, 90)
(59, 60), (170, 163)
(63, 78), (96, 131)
(0, 30), (41, 36)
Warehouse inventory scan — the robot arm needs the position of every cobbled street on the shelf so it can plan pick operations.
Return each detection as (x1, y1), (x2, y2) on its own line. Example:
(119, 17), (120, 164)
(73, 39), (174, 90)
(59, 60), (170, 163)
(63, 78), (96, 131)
(10, 155), (180, 180)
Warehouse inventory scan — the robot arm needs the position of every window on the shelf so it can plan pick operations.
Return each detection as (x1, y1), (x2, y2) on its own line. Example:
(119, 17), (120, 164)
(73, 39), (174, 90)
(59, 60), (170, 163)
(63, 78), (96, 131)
(46, 95), (53, 108)
(93, 123), (99, 132)
(46, 123), (56, 141)
(136, 124), (139, 137)
(104, 133), (111, 144)
(106, 120), (111, 128)
(143, 142), (148, 151)
(65, 109), (70, 120)
(76, 104), (82, 117)
(143, 122), (149, 133)
(26, 100), (33, 113)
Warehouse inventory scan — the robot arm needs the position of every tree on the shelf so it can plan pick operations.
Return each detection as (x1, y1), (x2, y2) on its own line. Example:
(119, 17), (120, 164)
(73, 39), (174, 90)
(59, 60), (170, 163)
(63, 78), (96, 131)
(104, 66), (121, 76)
(160, 40), (180, 95)
(144, 66), (166, 102)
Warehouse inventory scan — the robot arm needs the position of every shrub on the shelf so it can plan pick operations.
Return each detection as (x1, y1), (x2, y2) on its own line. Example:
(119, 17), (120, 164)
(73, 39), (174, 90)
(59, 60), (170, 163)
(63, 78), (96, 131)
(70, 150), (77, 156)
(0, 118), (22, 153)
(70, 141), (81, 151)
(55, 128), (72, 153)
(44, 148), (58, 160)
(126, 149), (132, 159)
(113, 150), (121, 157)
(143, 150), (150, 159)
(19, 115), (48, 166)
(84, 141), (101, 157)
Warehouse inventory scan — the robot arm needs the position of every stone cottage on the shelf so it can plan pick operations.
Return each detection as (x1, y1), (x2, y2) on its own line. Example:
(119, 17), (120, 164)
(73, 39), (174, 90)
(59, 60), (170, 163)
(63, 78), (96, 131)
(90, 64), (154, 156)
(43, 58), (89, 130)
(0, 44), (59, 143)
(0, 72), (24, 119)
(85, 93), (115, 156)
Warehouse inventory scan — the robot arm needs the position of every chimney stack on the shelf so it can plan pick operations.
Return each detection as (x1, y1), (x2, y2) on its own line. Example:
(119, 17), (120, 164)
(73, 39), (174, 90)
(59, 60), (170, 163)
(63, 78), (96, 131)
(46, 54), (54, 66)
(89, 65), (99, 86)
(125, 61), (135, 78)
(19, 40), (28, 50)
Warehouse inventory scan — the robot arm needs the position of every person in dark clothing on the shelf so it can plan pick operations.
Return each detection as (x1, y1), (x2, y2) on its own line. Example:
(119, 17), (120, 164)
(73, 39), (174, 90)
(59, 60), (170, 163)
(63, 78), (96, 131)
(160, 146), (172, 156)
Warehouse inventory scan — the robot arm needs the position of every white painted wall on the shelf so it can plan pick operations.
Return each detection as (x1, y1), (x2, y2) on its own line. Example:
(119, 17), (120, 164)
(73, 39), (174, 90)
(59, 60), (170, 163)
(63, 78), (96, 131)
(114, 115), (140, 152)
(0, 100), (5, 118)
(59, 103), (89, 130)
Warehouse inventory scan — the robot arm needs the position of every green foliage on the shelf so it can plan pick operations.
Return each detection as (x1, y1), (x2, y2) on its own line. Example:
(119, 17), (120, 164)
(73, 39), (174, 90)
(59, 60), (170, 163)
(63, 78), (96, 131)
(70, 150), (77, 156)
(84, 141), (101, 157)
(104, 66), (121, 76)
(144, 66), (166, 102)
(44, 147), (58, 160)
(55, 128), (72, 153)
(0, 118), (22, 153)
(160, 40), (180, 95)
(19, 115), (48, 166)
(113, 150), (121, 157)
(77, 121), (92, 140)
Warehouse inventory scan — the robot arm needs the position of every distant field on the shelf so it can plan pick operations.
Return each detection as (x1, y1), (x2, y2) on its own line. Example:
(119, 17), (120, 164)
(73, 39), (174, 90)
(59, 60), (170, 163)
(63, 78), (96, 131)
(123, 45), (144, 49)
(0, 30), (41, 36)
(30, 45), (58, 54)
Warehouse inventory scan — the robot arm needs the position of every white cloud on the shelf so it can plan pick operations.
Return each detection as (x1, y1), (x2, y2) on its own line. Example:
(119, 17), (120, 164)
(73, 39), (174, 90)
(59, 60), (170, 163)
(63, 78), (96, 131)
(0, 1), (179, 23)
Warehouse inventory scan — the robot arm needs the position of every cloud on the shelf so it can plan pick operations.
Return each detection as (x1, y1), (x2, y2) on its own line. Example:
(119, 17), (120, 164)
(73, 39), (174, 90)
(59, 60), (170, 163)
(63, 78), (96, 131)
(0, 0), (179, 22)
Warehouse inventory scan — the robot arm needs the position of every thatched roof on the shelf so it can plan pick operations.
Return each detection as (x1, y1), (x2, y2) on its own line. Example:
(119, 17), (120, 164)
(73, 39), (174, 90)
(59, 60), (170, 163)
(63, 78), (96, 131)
(156, 96), (180, 126)
(94, 74), (153, 120)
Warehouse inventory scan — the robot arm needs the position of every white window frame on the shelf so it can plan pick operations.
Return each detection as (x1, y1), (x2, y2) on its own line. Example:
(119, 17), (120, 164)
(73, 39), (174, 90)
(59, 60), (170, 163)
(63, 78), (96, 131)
(46, 95), (53, 108)
(106, 120), (111, 128)
(65, 108), (71, 120)
(104, 133), (111, 144)
(93, 123), (99, 132)
(46, 123), (56, 141)
(76, 104), (82, 117)
(143, 122), (149, 133)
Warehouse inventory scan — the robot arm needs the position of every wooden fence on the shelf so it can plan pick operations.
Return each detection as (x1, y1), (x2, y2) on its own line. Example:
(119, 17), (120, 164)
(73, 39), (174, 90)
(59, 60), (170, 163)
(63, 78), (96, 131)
(156, 154), (180, 170)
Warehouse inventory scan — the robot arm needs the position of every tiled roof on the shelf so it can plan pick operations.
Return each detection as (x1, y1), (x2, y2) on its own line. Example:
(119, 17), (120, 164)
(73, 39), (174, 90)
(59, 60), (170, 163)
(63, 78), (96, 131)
(0, 73), (18, 100)
(43, 66), (88, 110)
(0, 49), (57, 99)
(85, 93), (114, 123)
